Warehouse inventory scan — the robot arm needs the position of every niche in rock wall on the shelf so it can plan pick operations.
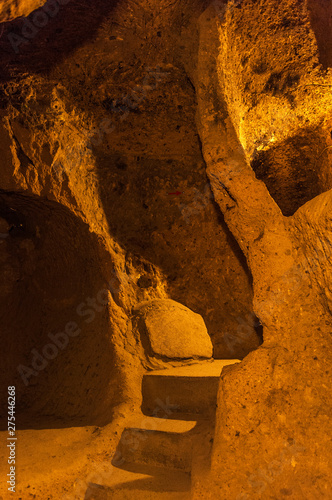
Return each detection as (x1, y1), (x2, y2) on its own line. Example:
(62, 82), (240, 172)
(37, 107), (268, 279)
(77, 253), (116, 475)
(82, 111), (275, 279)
(0, 191), (117, 429)
(251, 127), (332, 216)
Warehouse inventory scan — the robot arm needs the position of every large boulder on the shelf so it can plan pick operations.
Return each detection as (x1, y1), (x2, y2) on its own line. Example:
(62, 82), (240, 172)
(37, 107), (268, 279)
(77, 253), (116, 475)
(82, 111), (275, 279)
(134, 299), (213, 360)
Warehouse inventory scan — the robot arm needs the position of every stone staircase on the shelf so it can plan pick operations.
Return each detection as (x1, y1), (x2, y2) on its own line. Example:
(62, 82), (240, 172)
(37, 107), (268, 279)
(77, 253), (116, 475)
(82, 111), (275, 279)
(86, 359), (239, 499)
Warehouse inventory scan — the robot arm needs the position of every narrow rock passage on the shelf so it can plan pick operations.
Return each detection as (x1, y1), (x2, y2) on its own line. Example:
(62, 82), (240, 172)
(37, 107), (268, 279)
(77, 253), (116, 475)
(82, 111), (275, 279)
(86, 359), (240, 499)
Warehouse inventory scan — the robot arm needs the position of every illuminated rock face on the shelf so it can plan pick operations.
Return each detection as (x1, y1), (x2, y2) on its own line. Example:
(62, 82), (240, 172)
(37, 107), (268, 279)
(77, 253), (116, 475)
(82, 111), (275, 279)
(0, 0), (331, 498)
(0, 0), (43, 21)
(0, 0), (261, 433)
(194, 1), (332, 498)
(215, 0), (332, 216)
(135, 299), (213, 360)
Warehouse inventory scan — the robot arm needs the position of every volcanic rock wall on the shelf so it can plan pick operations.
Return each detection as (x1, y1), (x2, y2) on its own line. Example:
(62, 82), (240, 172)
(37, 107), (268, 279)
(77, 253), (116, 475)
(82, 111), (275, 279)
(0, 0), (261, 428)
(193, 1), (332, 498)
(216, 0), (332, 215)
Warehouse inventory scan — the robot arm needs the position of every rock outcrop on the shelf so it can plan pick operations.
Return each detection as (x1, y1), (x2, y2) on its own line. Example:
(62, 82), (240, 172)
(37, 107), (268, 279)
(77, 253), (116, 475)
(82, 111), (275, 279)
(0, 0), (261, 436)
(134, 299), (213, 361)
(194, 1), (332, 498)
(1, 1), (331, 499)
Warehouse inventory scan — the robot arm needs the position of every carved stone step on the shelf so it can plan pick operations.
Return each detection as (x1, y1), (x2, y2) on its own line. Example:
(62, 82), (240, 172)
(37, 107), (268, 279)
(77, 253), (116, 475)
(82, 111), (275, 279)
(85, 464), (191, 499)
(114, 416), (197, 472)
(142, 360), (240, 418)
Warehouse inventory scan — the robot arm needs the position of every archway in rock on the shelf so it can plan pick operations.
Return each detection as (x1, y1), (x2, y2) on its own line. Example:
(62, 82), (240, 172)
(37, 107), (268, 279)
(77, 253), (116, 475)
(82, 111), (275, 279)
(0, 190), (119, 429)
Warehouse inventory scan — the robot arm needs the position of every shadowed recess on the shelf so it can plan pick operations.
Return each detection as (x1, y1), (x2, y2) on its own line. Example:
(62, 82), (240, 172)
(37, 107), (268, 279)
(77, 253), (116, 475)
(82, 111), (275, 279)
(0, 190), (119, 429)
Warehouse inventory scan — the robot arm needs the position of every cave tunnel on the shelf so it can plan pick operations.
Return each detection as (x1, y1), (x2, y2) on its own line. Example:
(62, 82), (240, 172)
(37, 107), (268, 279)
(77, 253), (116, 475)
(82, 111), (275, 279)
(0, 0), (331, 498)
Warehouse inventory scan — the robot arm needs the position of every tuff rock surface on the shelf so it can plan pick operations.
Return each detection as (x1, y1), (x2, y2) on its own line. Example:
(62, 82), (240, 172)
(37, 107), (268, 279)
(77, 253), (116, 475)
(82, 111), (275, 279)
(0, 0), (331, 499)
(0, 0), (261, 433)
(193, 1), (332, 498)
(134, 298), (213, 360)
